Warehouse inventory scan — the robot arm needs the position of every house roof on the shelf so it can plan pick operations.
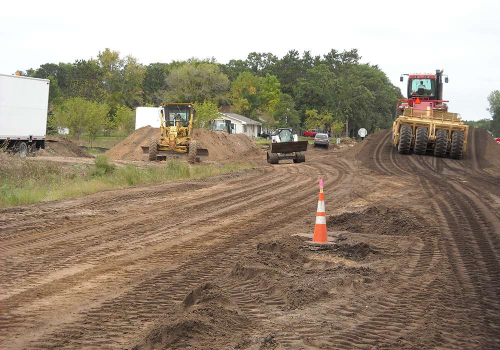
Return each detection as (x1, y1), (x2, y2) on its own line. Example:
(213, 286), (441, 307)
(219, 113), (262, 126)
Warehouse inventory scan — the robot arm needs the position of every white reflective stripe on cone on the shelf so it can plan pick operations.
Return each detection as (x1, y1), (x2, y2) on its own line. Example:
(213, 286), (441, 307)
(317, 200), (325, 213)
(315, 216), (327, 225)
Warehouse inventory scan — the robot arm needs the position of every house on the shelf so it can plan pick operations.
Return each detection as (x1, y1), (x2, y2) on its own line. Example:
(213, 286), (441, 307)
(218, 113), (262, 138)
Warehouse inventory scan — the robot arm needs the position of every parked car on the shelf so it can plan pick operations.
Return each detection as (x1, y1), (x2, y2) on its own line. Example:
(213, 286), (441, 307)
(496, 138), (500, 145)
(314, 133), (330, 148)
(259, 131), (271, 139)
(304, 129), (319, 137)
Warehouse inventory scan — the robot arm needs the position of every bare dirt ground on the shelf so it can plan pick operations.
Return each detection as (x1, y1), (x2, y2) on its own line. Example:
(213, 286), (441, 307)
(1, 128), (499, 349)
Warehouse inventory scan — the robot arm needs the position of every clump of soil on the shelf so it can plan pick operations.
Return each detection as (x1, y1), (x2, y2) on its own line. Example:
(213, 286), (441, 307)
(133, 283), (249, 350)
(39, 136), (92, 158)
(331, 243), (377, 261)
(327, 206), (431, 236)
(106, 126), (261, 162)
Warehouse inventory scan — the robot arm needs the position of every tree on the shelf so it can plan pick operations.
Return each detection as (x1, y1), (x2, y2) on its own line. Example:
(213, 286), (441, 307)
(305, 109), (333, 131)
(51, 98), (90, 139)
(115, 105), (136, 135)
(195, 100), (219, 128)
(272, 93), (299, 127)
(488, 90), (500, 137)
(330, 120), (345, 137)
(122, 55), (146, 108)
(84, 102), (109, 146)
(230, 72), (261, 117)
(165, 61), (229, 103)
(143, 63), (171, 104)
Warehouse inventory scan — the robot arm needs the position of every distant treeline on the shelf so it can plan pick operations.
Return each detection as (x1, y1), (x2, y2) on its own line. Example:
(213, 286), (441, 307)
(22, 48), (403, 138)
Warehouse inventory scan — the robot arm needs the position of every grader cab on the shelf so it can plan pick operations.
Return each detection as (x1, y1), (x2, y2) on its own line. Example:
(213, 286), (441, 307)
(393, 70), (468, 159)
(146, 103), (208, 163)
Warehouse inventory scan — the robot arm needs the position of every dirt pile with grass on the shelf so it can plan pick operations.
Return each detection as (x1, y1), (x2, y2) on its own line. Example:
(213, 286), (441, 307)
(39, 136), (92, 158)
(106, 126), (260, 162)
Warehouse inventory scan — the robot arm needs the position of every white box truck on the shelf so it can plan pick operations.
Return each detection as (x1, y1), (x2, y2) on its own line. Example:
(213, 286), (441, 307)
(0, 73), (50, 156)
(135, 106), (162, 130)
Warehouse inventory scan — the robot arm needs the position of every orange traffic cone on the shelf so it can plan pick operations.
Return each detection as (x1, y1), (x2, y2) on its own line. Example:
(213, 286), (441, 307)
(312, 178), (328, 244)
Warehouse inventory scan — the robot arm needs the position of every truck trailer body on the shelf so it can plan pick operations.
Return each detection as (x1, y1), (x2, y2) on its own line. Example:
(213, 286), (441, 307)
(0, 74), (50, 155)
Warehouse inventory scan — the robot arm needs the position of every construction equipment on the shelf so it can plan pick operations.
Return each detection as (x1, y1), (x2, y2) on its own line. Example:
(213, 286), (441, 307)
(267, 128), (308, 164)
(211, 118), (233, 133)
(146, 103), (208, 163)
(393, 70), (468, 159)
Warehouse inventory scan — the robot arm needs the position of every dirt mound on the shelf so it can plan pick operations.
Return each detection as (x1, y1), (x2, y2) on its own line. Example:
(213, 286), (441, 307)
(133, 283), (249, 350)
(39, 137), (92, 158)
(466, 127), (500, 170)
(327, 206), (432, 236)
(106, 127), (260, 162)
(343, 129), (387, 162)
(105, 126), (157, 161)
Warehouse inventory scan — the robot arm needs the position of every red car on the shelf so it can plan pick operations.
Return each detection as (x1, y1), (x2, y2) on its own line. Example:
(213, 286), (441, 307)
(496, 138), (500, 145)
(304, 129), (319, 137)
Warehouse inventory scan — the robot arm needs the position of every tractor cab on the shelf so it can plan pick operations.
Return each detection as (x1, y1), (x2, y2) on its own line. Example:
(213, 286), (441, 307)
(163, 103), (192, 127)
(408, 76), (436, 98)
(398, 70), (449, 112)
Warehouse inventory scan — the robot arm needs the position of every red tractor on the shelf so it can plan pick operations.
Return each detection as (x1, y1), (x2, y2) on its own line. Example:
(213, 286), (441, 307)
(393, 69), (468, 158)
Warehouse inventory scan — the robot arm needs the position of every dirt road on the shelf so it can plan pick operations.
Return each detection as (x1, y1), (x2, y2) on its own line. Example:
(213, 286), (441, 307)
(1, 128), (499, 349)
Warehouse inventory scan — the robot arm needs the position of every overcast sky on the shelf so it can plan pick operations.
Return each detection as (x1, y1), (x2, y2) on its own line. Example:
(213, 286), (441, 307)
(1, 0), (499, 121)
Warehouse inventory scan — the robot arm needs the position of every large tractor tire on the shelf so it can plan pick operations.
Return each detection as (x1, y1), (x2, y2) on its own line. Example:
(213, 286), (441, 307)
(188, 140), (198, 164)
(293, 152), (305, 163)
(434, 129), (448, 157)
(450, 131), (465, 159)
(149, 137), (158, 161)
(267, 151), (279, 164)
(398, 125), (412, 154)
(414, 127), (429, 155)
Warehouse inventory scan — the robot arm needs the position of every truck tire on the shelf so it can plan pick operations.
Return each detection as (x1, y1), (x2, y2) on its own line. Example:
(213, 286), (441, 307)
(293, 152), (305, 163)
(267, 151), (279, 164)
(18, 142), (28, 158)
(149, 137), (158, 161)
(434, 129), (448, 157)
(450, 131), (464, 159)
(188, 141), (198, 164)
(398, 125), (412, 154)
(414, 127), (428, 155)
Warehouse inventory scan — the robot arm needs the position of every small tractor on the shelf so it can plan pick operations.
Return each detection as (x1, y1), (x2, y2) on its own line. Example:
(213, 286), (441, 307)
(211, 118), (233, 133)
(267, 128), (308, 164)
(146, 103), (208, 163)
(393, 70), (468, 159)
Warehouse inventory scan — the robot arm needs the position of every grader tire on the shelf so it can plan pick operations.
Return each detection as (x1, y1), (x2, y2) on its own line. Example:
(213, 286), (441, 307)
(434, 129), (448, 157)
(188, 141), (198, 164)
(450, 131), (464, 159)
(398, 125), (412, 154)
(149, 138), (158, 161)
(414, 127), (428, 155)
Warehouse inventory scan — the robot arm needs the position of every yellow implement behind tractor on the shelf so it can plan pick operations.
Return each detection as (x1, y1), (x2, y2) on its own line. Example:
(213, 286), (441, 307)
(146, 103), (208, 163)
(393, 70), (468, 159)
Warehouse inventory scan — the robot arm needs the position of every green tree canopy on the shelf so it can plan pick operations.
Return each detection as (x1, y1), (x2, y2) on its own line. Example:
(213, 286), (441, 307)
(165, 61), (229, 103)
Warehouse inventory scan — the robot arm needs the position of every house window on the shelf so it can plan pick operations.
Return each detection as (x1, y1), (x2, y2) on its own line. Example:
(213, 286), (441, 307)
(243, 125), (247, 133)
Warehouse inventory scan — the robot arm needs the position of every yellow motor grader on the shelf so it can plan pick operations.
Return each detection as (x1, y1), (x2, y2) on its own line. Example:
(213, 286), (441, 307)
(393, 70), (468, 159)
(146, 103), (208, 163)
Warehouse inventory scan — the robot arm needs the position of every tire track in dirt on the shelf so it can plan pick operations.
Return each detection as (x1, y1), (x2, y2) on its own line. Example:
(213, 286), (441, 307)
(0, 161), (347, 349)
(0, 166), (315, 301)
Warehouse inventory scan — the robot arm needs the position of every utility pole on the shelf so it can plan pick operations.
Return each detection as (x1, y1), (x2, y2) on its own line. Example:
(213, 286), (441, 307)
(345, 117), (349, 137)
